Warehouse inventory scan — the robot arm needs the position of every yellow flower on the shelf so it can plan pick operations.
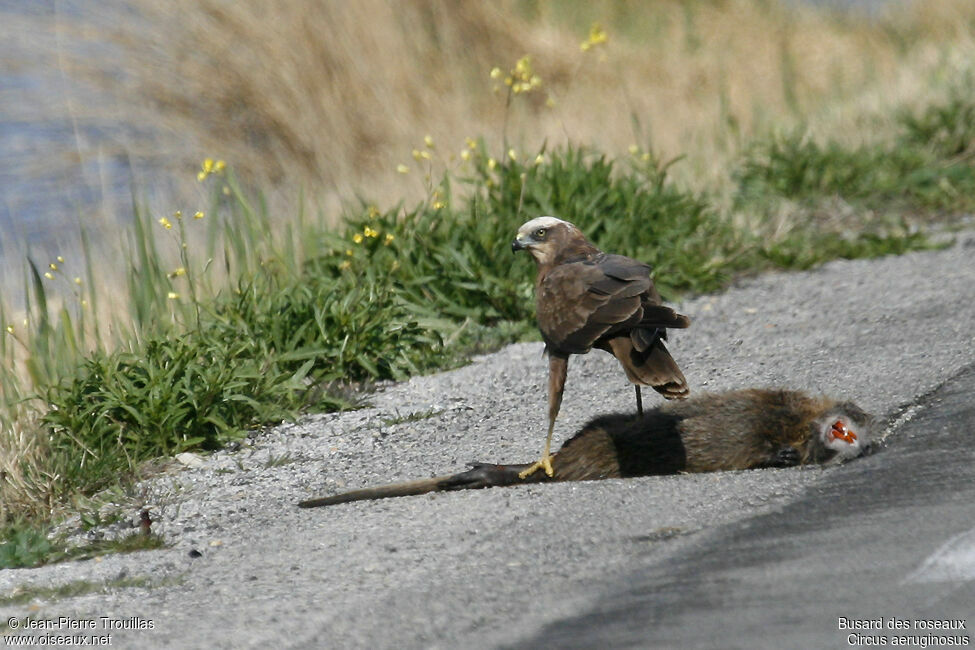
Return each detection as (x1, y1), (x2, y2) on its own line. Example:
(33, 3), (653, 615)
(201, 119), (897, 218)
(534, 154), (545, 166)
(57, 256), (65, 263)
(460, 149), (471, 161)
(171, 267), (186, 277)
(74, 277), (82, 285)
(488, 157), (497, 170)
(44, 272), (54, 280)
(198, 158), (216, 181)
(338, 260), (351, 271)
(5, 325), (13, 334)
(174, 210), (182, 219)
(499, 56), (542, 95)
(511, 56), (541, 94)
(81, 299), (88, 308)
(49, 262), (58, 271)
(412, 149), (423, 162)
(159, 217), (172, 229)
(628, 144), (639, 155)
(194, 211), (205, 219)
(363, 226), (379, 238)
(199, 158), (226, 180)
(167, 292), (179, 300)
(433, 201), (445, 210)
(396, 164), (410, 174)
(465, 137), (478, 150)
(508, 148), (517, 161)
(353, 233), (364, 244)
(345, 249), (353, 256)
(367, 205), (380, 219)
(581, 22), (608, 52)
(424, 134), (435, 149)
(222, 186), (231, 196)
(384, 233), (395, 245)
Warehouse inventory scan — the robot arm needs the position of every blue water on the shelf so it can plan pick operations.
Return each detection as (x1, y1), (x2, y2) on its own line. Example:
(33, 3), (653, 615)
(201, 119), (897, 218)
(0, 0), (145, 288)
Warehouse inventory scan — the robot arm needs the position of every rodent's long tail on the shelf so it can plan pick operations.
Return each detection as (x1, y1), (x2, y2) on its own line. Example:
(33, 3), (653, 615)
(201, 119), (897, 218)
(297, 462), (538, 508)
(297, 476), (448, 508)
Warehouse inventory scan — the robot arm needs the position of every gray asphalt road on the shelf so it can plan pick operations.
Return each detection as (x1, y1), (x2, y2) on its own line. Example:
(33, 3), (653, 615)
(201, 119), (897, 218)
(525, 362), (975, 649)
(1, 232), (974, 649)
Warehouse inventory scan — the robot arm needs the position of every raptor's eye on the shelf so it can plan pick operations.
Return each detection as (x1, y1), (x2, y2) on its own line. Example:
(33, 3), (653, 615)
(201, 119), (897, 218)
(534, 228), (547, 238)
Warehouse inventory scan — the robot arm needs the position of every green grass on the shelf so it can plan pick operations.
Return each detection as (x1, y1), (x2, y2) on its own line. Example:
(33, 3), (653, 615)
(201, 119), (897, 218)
(736, 90), (975, 216)
(0, 524), (56, 570)
(0, 520), (166, 569)
(0, 576), (163, 611)
(383, 409), (443, 427)
(3, 87), (969, 567)
(265, 452), (299, 468)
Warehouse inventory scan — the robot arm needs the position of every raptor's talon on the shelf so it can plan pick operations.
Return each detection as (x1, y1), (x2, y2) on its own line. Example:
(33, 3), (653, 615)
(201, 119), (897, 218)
(518, 455), (554, 479)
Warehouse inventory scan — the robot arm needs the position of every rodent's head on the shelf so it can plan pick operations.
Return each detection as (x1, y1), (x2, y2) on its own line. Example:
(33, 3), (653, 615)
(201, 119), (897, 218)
(815, 402), (875, 462)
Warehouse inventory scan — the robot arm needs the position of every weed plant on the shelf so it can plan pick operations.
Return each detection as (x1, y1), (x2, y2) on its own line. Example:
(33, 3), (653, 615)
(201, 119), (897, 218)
(0, 517), (164, 569)
(737, 92), (975, 214)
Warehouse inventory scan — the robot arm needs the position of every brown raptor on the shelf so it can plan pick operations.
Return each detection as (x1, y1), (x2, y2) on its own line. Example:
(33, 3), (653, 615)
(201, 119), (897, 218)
(511, 216), (691, 477)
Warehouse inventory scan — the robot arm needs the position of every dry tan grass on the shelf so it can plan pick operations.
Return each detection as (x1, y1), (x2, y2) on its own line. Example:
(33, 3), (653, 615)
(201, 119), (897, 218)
(56, 0), (975, 215)
(0, 412), (57, 522)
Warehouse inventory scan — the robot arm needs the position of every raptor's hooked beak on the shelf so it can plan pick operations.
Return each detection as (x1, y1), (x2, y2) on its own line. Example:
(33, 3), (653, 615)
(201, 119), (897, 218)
(511, 237), (527, 253)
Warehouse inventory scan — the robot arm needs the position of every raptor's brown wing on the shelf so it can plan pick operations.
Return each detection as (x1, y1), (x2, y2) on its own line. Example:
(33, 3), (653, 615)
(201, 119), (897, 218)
(537, 254), (685, 354)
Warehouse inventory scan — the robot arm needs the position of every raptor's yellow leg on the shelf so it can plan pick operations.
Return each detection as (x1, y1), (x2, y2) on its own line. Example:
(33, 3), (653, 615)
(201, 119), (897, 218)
(519, 420), (556, 479)
(520, 353), (566, 479)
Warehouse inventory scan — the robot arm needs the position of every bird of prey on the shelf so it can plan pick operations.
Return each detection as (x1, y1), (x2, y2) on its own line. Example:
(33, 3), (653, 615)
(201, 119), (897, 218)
(511, 216), (691, 478)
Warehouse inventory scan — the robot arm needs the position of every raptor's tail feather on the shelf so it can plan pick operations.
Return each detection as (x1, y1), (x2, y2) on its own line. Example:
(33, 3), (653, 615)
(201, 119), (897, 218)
(603, 336), (689, 400)
(638, 305), (691, 330)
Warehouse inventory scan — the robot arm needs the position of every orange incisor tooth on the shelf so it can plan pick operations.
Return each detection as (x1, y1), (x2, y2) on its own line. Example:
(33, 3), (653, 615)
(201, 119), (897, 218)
(831, 421), (857, 443)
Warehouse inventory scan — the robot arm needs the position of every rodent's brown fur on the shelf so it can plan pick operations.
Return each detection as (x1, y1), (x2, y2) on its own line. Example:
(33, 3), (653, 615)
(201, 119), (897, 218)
(298, 389), (874, 508)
